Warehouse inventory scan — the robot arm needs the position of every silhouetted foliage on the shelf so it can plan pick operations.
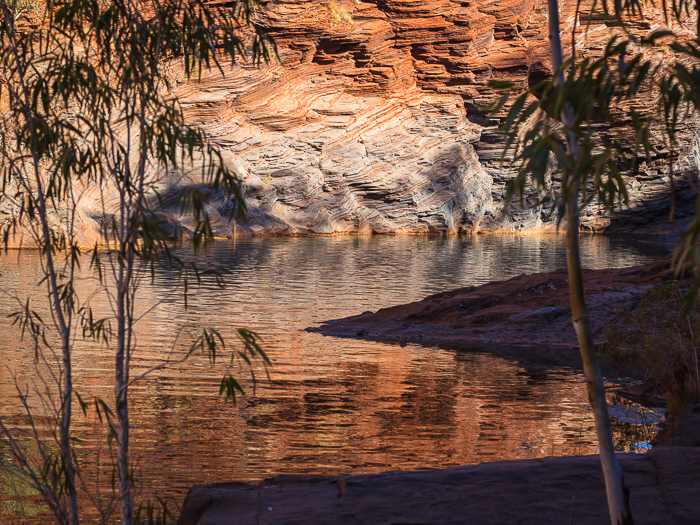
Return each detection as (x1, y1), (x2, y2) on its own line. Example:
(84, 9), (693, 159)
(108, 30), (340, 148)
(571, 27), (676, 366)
(0, 1), (273, 523)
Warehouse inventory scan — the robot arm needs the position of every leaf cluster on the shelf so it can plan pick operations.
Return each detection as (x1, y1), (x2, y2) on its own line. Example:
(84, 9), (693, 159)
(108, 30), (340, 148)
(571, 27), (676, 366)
(490, 0), (700, 284)
(0, 0), (276, 522)
(603, 281), (700, 418)
(489, 38), (657, 223)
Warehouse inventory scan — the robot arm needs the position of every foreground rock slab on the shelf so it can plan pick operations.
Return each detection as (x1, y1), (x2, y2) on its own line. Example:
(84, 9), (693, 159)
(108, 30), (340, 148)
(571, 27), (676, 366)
(654, 402), (700, 448)
(178, 447), (700, 525)
(310, 257), (674, 349)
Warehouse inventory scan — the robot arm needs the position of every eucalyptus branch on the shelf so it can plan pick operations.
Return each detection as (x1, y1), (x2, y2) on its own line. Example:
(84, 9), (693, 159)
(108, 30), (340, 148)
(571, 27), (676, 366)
(1, 1), (274, 523)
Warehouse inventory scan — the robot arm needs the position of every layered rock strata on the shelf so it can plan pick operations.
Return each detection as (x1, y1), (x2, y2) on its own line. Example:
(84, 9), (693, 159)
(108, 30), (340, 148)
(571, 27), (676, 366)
(179, 0), (699, 236)
(172, 68), (493, 235)
(4, 0), (698, 240)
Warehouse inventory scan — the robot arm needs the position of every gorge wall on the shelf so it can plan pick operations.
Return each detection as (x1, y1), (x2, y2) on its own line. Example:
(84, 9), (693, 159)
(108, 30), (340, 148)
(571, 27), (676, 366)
(9, 0), (698, 241)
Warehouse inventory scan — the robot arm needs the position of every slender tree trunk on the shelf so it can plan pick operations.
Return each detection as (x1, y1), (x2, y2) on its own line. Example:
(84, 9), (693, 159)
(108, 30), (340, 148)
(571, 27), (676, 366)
(35, 160), (78, 525)
(38, 194), (78, 525)
(548, 0), (631, 523)
(36, 139), (78, 525)
(116, 256), (134, 525)
(60, 330), (78, 525)
(565, 198), (631, 525)
(0, 6), (79, 521)
(547, 0), (564, 83)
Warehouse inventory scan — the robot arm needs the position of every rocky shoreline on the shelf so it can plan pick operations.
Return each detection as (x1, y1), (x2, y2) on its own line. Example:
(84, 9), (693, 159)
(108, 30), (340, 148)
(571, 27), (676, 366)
(177, 401), (700, 524)
(176, 257), (700, 525)
(308, 256), (675, 351)
(177, 447), (700, 525)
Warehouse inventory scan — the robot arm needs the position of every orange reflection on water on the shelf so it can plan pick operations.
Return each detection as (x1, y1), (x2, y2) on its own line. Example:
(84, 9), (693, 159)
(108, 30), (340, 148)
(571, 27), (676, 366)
(0, 235), (668, 520)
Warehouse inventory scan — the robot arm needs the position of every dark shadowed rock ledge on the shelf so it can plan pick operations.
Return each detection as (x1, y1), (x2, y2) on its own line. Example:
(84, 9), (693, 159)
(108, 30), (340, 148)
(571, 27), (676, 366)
(177, 447), (700, 525)
(308, 257), (675, 350)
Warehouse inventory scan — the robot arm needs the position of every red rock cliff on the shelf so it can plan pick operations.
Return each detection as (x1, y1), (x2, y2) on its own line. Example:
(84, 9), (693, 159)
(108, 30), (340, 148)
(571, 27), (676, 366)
(6, 0), (697, 241)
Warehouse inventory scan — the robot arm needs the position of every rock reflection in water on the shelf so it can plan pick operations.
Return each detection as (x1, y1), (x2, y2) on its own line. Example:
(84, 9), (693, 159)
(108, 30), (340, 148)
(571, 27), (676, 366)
(0, 234), (670, 514)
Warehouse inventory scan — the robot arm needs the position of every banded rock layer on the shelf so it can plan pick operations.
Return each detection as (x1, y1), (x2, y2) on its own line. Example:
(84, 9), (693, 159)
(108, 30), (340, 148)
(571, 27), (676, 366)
(7, 0), (697, 241)
(174, 69), (492, 235)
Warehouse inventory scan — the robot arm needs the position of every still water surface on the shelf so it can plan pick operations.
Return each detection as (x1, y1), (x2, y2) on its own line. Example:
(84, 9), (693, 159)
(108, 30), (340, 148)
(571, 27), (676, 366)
(0, 234), (669, 514)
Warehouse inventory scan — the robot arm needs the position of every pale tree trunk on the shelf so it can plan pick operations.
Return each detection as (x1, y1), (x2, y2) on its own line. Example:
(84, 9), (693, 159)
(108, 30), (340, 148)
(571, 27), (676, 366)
(1, 6), (79, 521)
(34, 127), (78, 525)
(38, 184), (79, 525)
(116, 243), (134, 525)
(547, 0), (632, 523)
(565, 198), (631, 525)
(59, 329), (78, 525)
(45, 220), (78, 525)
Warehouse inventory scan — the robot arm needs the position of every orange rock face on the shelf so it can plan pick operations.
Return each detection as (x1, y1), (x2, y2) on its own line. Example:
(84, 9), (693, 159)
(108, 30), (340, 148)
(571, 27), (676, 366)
(180, 0), (693, 236)
(5, 0), (697, 241)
